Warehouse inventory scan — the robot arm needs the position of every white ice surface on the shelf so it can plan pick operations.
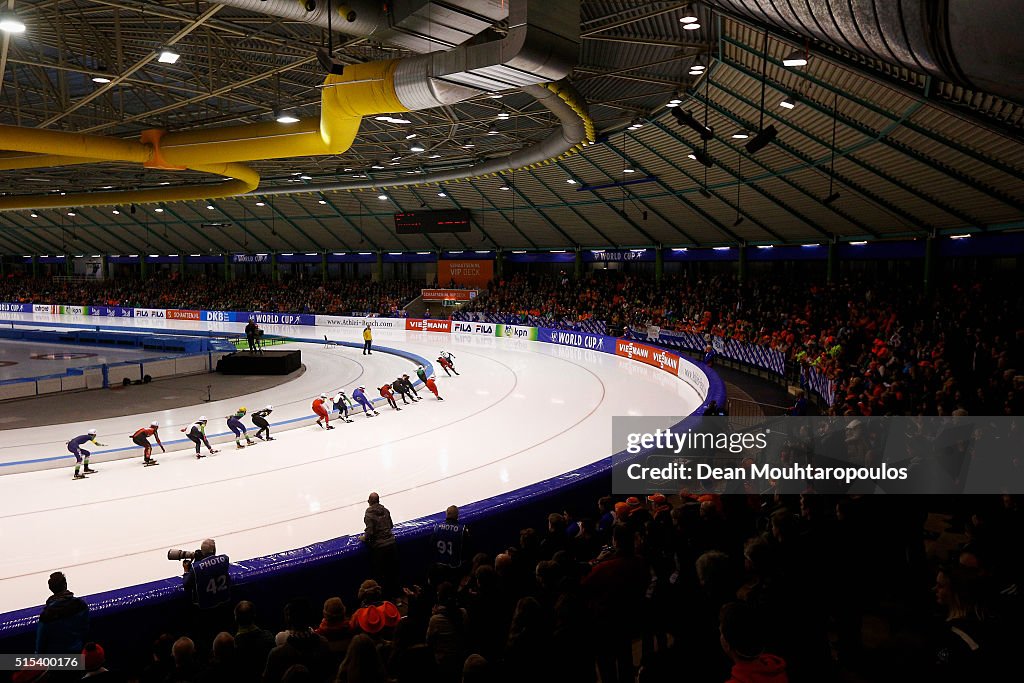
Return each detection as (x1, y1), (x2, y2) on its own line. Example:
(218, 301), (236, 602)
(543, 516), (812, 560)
(0, 314), (702, 614)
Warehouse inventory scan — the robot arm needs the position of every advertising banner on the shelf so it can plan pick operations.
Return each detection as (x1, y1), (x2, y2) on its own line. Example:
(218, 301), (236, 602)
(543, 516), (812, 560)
(437, 259), (493, 288)
(247, 312), (316, 326)
(316, 316), (404, 329)
(538, 328), (615, 353)
(496, 324), (538, 341)
(59, 305), (89, 316)
(451, 321), (496, 336)
(421, 289), (478, 302)
(231, 254), (270, 264)
(0, 302), (33, 313)
(201, 310), (241, 323)
(134, 308), (167, 319)
(89, 306), (134, 317)
(583, 249), (655, 263)
(615, 339), (680, 374)
(33, 304), (56, 314)
(406, 319), (452, 333)
(166, 309), (201, 321)
(677, 361), (710, 397)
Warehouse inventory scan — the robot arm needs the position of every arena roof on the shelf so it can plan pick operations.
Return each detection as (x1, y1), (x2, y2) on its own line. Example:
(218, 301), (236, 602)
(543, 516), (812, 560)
(0, 1), (1021, 253)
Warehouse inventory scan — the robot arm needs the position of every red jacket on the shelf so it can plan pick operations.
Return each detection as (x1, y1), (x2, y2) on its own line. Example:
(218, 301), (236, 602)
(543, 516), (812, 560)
(312, 398), (328, 413)
(425, 378), (438, 393)
(379, 385), (393, 398)
(132, 427), (160, 443)
(726, 654), (788, 683)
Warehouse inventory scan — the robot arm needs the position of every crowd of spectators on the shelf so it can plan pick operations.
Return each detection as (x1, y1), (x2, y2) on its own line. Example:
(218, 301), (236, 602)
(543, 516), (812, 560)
(0, 276), (420, 318)
(23, 492), (1022, 682)
(459, 271), (1024, 418)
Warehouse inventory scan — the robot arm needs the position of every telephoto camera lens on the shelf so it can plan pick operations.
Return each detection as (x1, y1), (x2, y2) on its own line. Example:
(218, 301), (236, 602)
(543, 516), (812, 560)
(167, 549), (195, 561)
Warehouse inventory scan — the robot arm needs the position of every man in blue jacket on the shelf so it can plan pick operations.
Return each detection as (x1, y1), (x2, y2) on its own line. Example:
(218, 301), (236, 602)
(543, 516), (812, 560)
(36, 571), (89, 654)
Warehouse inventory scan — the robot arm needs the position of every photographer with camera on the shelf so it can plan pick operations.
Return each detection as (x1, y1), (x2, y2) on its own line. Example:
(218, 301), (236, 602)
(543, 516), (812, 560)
(170, 539), (231, 609)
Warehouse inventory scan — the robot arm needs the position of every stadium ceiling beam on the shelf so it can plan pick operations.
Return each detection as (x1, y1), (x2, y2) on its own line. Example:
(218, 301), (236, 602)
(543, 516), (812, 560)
(294, 194), (356, 252)
(581, 2), (699, 36)
(94, 210), (179, 255)
(584, 35), (703, 49)
(13, 213), (77, 254)
(574, 51), (710, 83)
(349, 190), (413, 251)
(452, 180), (532, 249)
(572, 70), (682, 89)
(699, 78), (968, 232)
(501, 178), (584, 247)
(251, 195), (323, 252)
(686, 89), (882, 237)
(555, 158), (666, 245)
(159, 203), (232, 254)
(721, 40), (1024, 215)
(39, 3), (225, 129)
(406, 185), (469, 250)
(300, 193), (377, 251)
(6, 210), (122, 255)
(0, 217), (57, 254)
(606, 135), (750, 244)
(525, 166), (623, 246)
(204, 201), (273, 253)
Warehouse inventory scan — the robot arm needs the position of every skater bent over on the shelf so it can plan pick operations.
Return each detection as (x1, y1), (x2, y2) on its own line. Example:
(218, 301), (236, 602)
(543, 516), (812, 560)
(182, 417), (219, 458)
(68, 429), (106, 479)
(352, 386), (379, 417)
(401, 373), (422, 401)
(333, 391), (355, 423)
(425, 376), (444, 401)
(392, 377), (413, 404)
(252, 405), (274, 440)
(227, 407), (256, 448)
(132, 421), (164, 465)
(313, 393), (333, 429)
(438, 351), (459, 376)
(379, 384), (402, 411)
(416, 365), (428, 383)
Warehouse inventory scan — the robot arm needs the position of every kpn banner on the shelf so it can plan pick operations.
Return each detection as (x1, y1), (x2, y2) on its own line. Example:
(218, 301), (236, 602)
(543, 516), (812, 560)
(611, 416), (1024, 495)
(496, 324), (538, 340)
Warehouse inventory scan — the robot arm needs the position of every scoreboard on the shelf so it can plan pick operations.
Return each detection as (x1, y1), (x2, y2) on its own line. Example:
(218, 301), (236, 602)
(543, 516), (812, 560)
(394, 209), (471, 234)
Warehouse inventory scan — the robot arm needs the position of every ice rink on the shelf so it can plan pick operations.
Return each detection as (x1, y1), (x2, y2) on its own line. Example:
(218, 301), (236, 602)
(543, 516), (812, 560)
(0, 314), (703, 615)
(0, 338), (170, 382)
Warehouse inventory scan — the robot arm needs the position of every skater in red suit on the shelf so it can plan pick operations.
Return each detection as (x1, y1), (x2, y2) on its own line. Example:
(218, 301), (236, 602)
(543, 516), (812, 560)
(437, 352), (459, 377)
(313, 393), (334, 430)
(424, 376), (444, 401)
(379, 384), (402, 411)
(131, 421), (164, 465)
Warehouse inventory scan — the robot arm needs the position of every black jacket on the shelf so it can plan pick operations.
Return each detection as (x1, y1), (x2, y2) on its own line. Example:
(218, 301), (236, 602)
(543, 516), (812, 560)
(364, 503), (396, 548)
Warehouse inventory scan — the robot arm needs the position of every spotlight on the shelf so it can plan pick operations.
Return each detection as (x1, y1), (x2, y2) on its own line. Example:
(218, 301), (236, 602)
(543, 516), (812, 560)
(92, 76), (111, 84)
(783, 49), (808, 67)
(670, 109), (713, 140)
(437, 191), (447, 198)
(157, 49), (180, 64)
(410, 143), (425, 152)
(318, 199), (327, 205)
(823, 192), (840, 205)
(0, 13), (26, 33)
(377, 194), (388, 200)
(682, 22), (701, 30)
(745, 125), (778, 154)
(486, 127), (500, 136)
(154, 207), (165, 212)
(496, 109), (510, 120)
(779, 96), (796, 109)
(731, 130), (750, 139)
(275, 110), (300, 123)
(623, 168), (635, 174)
(499, 185), (510, 191)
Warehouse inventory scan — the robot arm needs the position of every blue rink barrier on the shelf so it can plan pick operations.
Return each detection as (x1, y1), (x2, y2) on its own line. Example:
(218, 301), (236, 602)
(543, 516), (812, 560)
(0, 322), (723, 661)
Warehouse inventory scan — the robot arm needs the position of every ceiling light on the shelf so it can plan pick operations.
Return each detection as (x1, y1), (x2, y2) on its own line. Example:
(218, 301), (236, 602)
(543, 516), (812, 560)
(318, 199), (327, 204)
(389, 161), (400, 166)
(300, 175), (312, 180)
(410, 143), (425, 152)
(427, 154), (442, 159)
(681, 13), (698, 24)
(623, 167), (635, 174)
(682, 22), (701, 30)
(159, 181), (171, 185)
(437, 191), (447, 198)
(779, 96), (796, 109)
(374, 116), (392, 122)
(486, 127), (500, 135)
(92, 76), (111, 84)
(850, 241), (867, 246)
(783, 49), (808, 67)
(950, 234), (972, 239)
(0, 13), (26, 34)
(275, 111), (299, 123)
(377, 194), (388, 200)
(499, 185), (510, 191)
(687, 153), (696, 160)
(371, 163), (385, 170)
(30, 212), (39, 218)
(757, 245), (773, 249)
(801, 243), (819, 248)
(462, 142), (475, 148)
(690, 63), (706, 72)
(731, 130), (750, 139)
(566, 178), (577, 184)
(255, 201), (265, 206)
(391, 156), (402, 161)
(67, 211), (76, 217)
(157, 49), (180, 64)
(488, 93), (503, 99)
(713, 246), (730, 251)
(689, 70), (703, 76)
(496, 109), (510, 120)
(112, 209), (120, 215)
(342, 168), (353, 172)
(154, 207), (165, 213)
(389, 117), (412, 124)
(206, 204), (215, 210)
(405, 133), (417, 139)
(668, 97), (683, 105)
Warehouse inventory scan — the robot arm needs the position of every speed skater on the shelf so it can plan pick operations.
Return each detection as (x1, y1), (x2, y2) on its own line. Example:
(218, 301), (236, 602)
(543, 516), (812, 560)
(67, 429), (106, 479)
(131, 421), (164, 465)
(437, 351), (459, 376)
(252, 405), (275, 440)
(228, 407), (256, 448)
(351, 386), (379, 417)
(182, 417), (219, 458)
(379, 384), (402, 411)
(313, 393), (334, 429)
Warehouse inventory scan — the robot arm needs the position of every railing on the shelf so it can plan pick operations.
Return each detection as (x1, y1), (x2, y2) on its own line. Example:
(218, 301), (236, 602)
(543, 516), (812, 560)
(726, 396), (791, 432)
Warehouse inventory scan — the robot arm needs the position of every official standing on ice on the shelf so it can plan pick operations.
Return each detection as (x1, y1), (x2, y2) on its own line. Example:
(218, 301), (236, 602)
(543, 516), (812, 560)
(362, 324), (373, 355)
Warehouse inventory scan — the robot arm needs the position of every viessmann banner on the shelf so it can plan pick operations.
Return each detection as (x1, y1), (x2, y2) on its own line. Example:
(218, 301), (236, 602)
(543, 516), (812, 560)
(406, 319), (452, 333)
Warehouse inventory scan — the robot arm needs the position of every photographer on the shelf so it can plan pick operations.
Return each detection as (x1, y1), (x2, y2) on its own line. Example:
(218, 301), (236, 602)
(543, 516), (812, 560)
(173, 539), (231, 609)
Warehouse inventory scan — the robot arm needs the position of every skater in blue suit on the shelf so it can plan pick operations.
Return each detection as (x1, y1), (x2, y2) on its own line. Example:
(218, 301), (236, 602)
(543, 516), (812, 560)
(67, 429), (106, 480)
(351, 386), (379, 418)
